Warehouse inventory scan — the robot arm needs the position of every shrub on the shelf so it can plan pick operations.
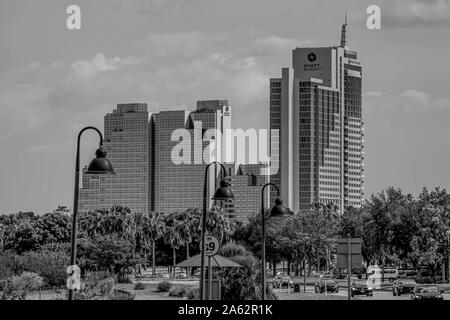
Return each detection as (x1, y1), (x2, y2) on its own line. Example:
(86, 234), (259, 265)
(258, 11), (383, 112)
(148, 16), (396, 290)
(186, 288), (199, 300)
(157, 280), (171, 292)
(134, 282), (146, 290)
(111, 290), (135, 300)
(19, 248), (69, 286)
(117, 276), (133, 284)
(414, 276), (434, 284)
(168, 286), (186, 297)
(0, 272), (43, 300)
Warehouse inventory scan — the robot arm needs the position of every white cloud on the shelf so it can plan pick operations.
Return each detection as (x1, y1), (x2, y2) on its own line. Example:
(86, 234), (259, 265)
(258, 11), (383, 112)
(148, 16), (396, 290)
(365, 89), (450, 112)
(68, 53), (140, 81)
(380, 0), (450, 27)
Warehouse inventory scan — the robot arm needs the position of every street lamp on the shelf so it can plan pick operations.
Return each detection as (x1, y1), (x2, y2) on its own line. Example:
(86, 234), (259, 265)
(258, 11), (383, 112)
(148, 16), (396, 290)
(199, 162), (234, 300)
(69, 126), (115, 300)
(260, 183), (289, 300)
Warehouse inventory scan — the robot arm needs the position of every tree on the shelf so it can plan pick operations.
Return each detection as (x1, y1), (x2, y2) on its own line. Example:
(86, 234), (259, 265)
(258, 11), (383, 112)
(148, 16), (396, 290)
(77, 235), (141, 280)
(364, 187), (409, 280)
(147, 212), (166, 276)
(163, 213), (183, 277)
(219, 242), (277, 300)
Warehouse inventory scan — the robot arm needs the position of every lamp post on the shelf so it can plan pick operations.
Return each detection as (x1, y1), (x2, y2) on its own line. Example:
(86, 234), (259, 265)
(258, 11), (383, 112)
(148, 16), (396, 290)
(68, 126), (115, 300)
(199, 162), (234, 301)
(447, 230), (450, 284)
(260, 183), (289, 300)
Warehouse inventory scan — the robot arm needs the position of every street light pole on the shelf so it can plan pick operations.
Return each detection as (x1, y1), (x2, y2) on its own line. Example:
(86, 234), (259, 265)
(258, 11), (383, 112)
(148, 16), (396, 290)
(447, 231), (450, 285)
(200, 162), (233, 301)
(260, 183), (289, 300)
(69, 126), (115, 300)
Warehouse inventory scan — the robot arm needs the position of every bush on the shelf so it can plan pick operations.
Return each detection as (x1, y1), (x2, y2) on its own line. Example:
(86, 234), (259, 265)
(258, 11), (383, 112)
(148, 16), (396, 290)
(414, 276), (434, 284)
(117, 276), (133, 284)
(19, 248), (69, 286)
(111, 290), (135, 300)
(134, 282), (146, 290)
(168, 286), (186, 297)
(186, 288), (199, 300)
(0, 272), (44, 300)
(157, 280), (171, 292)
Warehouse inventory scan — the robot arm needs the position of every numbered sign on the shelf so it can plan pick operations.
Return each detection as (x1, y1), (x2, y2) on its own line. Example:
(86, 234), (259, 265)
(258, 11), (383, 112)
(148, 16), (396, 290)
(204, 235), (220, 256)
(66, 265), (81, 290)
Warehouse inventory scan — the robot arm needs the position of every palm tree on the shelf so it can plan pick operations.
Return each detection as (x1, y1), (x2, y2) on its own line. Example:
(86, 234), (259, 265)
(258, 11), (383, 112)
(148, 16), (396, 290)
(148, 211), (166, 276)
(163, 213), (183, 277)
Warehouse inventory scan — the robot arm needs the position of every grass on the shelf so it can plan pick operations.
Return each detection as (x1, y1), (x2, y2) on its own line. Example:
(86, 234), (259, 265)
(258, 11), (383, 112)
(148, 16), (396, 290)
(115, 282), (198, 300)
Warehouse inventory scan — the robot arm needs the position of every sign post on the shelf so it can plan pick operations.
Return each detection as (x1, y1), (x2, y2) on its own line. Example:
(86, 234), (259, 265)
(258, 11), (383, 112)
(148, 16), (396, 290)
(336, 237), (362, 301)
(204, 235), (220, 300)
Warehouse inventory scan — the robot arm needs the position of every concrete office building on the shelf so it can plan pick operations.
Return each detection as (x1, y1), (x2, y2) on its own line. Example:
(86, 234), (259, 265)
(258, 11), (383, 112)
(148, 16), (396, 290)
(150, 100), (232, 213)
(219, 163), (269, 223)
(79, 103), (149, 213)
(270, 20), (364, 213)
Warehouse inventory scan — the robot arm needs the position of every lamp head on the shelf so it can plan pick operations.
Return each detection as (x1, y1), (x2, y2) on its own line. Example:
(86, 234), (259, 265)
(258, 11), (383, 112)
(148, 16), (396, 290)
(270, 198), (289, 217)
(212, 180), (234, 201)
(85, 147), (115, 175)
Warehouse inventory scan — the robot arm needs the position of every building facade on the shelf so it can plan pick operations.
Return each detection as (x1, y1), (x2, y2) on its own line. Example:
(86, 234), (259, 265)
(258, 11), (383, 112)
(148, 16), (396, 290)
(79, 103), (149, 213)
(270, 21), (364, 213)
(150, 100), (232, 213)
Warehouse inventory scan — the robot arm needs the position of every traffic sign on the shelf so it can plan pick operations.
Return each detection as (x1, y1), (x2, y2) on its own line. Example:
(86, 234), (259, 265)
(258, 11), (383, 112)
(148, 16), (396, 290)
(204, 235), (220, 256)
(336, 238), (362, 268)
(336, 253), (363, 268)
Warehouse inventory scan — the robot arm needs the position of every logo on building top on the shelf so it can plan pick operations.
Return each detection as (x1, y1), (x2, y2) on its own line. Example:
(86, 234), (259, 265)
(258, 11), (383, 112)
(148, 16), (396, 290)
(307, 52), (317, 62)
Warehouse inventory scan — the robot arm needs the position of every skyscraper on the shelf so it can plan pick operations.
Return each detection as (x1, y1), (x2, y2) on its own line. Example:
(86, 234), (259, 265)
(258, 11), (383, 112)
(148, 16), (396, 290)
(220, 163), (269, 222)
(270, 20), (364, 213)
(150, 100), (232, 213)
(79, 103), (149, 213)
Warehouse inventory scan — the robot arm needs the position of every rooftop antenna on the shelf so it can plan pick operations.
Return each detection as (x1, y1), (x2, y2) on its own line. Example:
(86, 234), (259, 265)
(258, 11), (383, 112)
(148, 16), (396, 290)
(340, 12), (348, 48)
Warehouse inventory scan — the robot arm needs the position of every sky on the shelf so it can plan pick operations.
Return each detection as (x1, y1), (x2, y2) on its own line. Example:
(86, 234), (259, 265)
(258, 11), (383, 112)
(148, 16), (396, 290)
(1, 0), (450, 214)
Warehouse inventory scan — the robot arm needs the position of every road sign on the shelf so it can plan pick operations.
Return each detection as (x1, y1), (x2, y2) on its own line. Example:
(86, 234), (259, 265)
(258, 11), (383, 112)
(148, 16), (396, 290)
(204, 235), (220, 257)
(336, 237), (363, 300)
(336, 238), (362, 269)
(336, 254), (363, 269)
(66, 265), (81, 290)
(337, 238), (362, 254)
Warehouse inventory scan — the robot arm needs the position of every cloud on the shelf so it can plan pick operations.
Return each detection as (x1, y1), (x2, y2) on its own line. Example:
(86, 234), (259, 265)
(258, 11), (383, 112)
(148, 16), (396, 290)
(379, 0), (450, 27)
(365, 89), (450, 112)
(68, 53), (140, 81)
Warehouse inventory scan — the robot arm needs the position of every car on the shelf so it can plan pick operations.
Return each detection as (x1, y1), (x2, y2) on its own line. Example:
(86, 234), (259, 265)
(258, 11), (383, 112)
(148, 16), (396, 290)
(351, 279), (373, 297)
(176, 271), (188, 279)
(314, 278), (339, 293)
(272, 275), (294, 289)
(411, 285), (444, 300)
(319, 271), (334, 279)
(393, 279), (417, 296)
(157, 273), (170, 279)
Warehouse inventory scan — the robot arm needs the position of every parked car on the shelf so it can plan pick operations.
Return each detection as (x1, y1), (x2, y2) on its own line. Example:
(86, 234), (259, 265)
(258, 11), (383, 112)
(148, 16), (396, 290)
(157, 273), (170, 279)
(351, 279), (373, 297)
(393, 279), (416, 296)
(272, 275), (294, 289)
(319, 271), (334, 278)
(176, 271), (188, 279)
(411, 285), (444, 300)
(314, 278), (339, 293)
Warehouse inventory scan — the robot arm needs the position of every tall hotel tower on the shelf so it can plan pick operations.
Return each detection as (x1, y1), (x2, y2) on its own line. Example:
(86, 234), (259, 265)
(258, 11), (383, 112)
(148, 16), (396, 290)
(79, 103), (149, 213)
(270, 20), (364, 213)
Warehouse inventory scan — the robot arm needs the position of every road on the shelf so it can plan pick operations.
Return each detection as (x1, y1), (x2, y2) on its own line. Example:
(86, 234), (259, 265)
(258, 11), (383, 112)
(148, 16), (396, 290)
(276, 286), (450, 300)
